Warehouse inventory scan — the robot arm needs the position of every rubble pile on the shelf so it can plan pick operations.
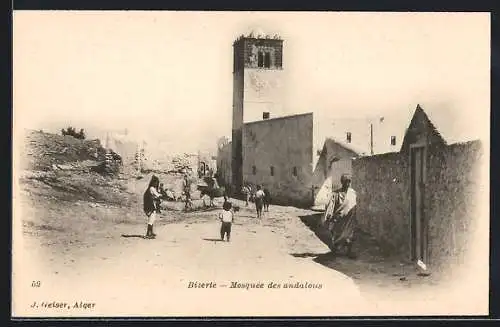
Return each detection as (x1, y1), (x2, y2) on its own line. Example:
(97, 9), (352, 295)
(18, 130), (134, 207)
(22, 130), (107, 171)
(22, 130), (122, 176)
(170, 154), (196, 174)
(92, 151), (123, 176)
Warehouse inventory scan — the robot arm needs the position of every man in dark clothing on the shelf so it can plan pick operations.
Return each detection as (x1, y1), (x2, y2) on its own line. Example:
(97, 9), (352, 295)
(263, 188), (271, 212)
(183, 174), (193, 211)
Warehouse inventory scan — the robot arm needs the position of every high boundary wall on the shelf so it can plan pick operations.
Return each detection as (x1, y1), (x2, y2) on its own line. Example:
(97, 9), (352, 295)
(352, 139), (484, 270)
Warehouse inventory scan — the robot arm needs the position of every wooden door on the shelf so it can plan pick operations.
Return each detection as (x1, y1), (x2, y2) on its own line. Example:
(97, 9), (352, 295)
(410, 145), (427, 263)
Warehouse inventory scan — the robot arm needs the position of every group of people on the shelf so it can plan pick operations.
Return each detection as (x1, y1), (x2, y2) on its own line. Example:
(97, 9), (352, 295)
(142, 173), (358, 259)
(182, 173), (221, 210)
(241, 184), (271, 218)
(141, 175), (273, 241)
(216, 183), (269, 242)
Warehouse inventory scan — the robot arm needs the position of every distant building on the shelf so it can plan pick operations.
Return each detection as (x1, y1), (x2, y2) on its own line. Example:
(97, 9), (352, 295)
(316, 115), (406, 158)
(198, 151), (217, 177)
(308, 115), (405, 208)
(101, 130), (141, 169)
(216, 137), (232, 189)
(311, 138), (362, 209)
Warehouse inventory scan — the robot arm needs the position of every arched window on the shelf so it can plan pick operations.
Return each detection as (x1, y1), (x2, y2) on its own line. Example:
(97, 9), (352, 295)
(257, 52), (264, 67)
(264, 52), (271, 68)
(252, 165), (257, 175)
(270, 166), (274, 176)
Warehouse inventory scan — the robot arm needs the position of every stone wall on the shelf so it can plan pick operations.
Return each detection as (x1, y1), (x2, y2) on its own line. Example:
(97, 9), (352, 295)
(352, 152), (410, 255)
(352, 140), (484, 268)
(242, 113), (313, 207)
(425, 140), (484, 268)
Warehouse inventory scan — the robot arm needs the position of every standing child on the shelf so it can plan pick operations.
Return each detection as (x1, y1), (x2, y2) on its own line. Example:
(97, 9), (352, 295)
(254, 185), (265, 219)
(218, 201), (234, 242)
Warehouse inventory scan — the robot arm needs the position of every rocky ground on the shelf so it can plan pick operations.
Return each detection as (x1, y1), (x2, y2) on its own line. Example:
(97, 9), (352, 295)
(12, 130), (482, 317)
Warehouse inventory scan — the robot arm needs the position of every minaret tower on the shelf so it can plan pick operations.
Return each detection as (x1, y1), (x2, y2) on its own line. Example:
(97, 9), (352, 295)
(231, 30), (285, 191)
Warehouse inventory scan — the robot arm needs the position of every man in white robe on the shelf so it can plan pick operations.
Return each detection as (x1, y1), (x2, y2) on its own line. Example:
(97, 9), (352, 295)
(321, 174), (357, 258)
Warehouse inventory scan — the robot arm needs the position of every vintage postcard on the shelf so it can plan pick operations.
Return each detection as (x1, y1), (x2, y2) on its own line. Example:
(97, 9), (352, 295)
(12, 11), (490, 317)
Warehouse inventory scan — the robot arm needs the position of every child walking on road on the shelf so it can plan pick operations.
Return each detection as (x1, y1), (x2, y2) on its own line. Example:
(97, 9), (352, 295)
(218, 201), (234, 242)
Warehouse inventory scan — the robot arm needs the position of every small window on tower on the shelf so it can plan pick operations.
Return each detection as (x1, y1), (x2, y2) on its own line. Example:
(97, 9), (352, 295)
(391, 136), (397, 146)
(264, 52), (271, 68)
(346, 132), (352, 143)
(252, 166), (257, 175)
(292, 166), (298, 177)
(257, 52), (264, 68)
(270, 166), (274, 176)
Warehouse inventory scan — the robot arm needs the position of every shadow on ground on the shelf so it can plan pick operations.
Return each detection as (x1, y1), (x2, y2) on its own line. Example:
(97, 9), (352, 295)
(202, 238), (225, 242)
(121, 234), (145, 238)
(298, 213), (334, 250)
(290, 252), (322, 258)
(296, 213), (358, 277)
(295, 213), (419, 290)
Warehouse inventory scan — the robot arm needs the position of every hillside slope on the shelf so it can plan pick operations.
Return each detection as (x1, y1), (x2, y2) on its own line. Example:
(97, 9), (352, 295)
(19, 130), (132, 204)
(16, 130), (142, 240)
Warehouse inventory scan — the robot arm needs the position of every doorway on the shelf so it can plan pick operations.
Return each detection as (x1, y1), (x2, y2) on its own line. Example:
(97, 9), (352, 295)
(199, 162), (207, 177)
(410, 145), (428, 263)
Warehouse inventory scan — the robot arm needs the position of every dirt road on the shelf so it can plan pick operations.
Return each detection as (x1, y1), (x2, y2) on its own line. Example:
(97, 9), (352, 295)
(14, 197), (487, 317)
(14, 197), (378, 317)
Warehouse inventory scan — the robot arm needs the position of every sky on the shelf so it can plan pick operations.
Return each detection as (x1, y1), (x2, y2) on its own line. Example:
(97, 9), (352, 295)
(13, 11), (490, 154)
